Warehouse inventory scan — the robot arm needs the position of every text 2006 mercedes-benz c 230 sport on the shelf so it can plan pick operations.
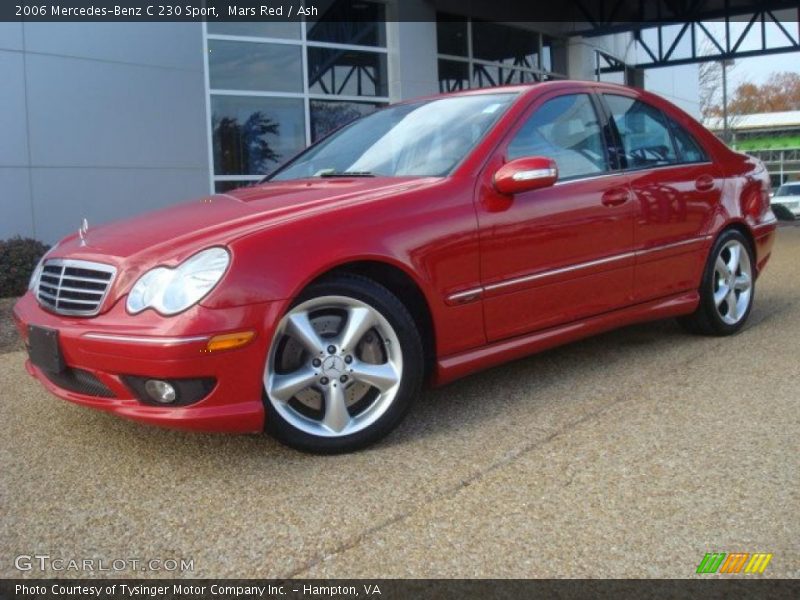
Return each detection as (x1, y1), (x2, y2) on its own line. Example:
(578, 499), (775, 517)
(13, 81), (777, 453)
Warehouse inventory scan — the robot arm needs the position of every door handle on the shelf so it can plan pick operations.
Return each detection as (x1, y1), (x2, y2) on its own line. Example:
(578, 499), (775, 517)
(601, 188), (630, 207)
(695, 175), (715, 192)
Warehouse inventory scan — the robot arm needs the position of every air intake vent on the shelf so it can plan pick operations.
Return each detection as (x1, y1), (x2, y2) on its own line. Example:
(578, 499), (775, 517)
(44, 367), (116, 397)
(36, 259), (117, 317)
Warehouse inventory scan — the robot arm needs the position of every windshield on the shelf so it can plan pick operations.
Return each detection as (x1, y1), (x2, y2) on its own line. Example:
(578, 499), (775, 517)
(775, 183), (800, 197)
(269, 93), (517, 181)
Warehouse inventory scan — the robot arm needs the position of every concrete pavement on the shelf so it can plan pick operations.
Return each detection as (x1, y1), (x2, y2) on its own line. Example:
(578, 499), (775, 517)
(1, 226), (798, 579)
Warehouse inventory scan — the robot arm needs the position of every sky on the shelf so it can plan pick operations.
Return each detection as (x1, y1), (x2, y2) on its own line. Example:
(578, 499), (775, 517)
(635, 19), (799, 118)
(727, 52), (800, 88)
(694, 18), (799, 88)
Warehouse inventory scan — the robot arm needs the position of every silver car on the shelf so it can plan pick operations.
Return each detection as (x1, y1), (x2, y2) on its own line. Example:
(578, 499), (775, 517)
(771, 182), (800, 219)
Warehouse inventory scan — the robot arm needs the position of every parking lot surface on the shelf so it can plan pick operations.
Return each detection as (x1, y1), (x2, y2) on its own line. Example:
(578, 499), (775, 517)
(1, 226), (798, 579)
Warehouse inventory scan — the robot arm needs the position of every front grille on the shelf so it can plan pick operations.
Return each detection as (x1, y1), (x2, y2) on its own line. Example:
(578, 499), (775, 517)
(36, 258), (117, 317)
(43, 367), (116, 398)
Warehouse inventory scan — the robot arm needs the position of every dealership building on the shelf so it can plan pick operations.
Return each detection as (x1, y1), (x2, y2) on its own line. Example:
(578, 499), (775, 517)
(5, 0), (794, 243)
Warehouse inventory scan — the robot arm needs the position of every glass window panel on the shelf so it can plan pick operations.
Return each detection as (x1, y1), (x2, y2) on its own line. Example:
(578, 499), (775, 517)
(508, 94), (609, 179)
(208, 40), (302, 93)
(599, 71), (625, 84)
(473, 64), (539, 89)
(668, 118), (708, 163)
(604, 94), (679, 168)
(472, 21), (540, 70)
(214, 180), (255, 194)
(211, 95), (306, 176)
(307, 48), (387, 97)
(438, 59), (470, 93)
(310, 100), (382, 142)
(542, 36), (554, 72)
(272, 93), (516, 180)
(207, 22), (301, 39)
(306, 1), (386, 47)
(436, 14), (468, 56)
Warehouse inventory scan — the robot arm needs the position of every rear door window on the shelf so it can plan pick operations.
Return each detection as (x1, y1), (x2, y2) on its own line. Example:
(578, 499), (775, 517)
(604, 94), (679, 169)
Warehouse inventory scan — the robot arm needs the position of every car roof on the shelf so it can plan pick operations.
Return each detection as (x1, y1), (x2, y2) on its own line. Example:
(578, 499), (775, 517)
(404, 80), (644, 105)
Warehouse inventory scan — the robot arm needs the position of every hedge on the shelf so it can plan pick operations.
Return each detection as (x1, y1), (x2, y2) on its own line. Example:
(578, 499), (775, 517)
(0, 237), (50, 298)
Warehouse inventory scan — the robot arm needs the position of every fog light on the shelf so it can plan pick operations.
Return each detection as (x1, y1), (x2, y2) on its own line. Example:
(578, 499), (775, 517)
(144, 379), (176, 404)
(122, 375), (216, 406)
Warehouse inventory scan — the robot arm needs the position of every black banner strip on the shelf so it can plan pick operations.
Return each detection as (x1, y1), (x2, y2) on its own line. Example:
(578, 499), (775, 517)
(2, 0), (799, 23)
(1, 579), (799, 600)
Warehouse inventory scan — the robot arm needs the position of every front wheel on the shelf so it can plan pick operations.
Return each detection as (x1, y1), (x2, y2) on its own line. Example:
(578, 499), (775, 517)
(679, 229), (755, 336)
(263, 274), (423, 453)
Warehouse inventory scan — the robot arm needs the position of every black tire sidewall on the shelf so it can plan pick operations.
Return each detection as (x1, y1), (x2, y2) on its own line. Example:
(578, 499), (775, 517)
(264, 274), (424, 454)
(700, 230), (755, 335)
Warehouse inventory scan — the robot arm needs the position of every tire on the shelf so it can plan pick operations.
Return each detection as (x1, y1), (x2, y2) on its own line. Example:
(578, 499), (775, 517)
(678, 229), (755, 336)
(263, 273), (424, 453)
(771, 204), (795, 221)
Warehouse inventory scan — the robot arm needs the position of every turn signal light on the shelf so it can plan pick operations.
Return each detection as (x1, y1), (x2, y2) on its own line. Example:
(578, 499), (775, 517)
(205, 331), (255, 352)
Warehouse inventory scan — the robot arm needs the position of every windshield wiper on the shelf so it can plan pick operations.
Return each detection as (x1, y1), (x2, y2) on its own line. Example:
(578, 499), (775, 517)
(317, 170), (375, 178)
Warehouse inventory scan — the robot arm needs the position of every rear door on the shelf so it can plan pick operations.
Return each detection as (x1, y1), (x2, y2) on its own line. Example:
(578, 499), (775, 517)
(601, 92), (722, 302)
(476, 91), (636, 341)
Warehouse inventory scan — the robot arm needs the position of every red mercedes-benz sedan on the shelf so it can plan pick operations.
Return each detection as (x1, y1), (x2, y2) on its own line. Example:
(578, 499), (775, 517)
(13, 81), (776, 453)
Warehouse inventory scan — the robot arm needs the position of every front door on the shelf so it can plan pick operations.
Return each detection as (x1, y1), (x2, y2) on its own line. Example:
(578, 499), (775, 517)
(477, 92), (636, 342)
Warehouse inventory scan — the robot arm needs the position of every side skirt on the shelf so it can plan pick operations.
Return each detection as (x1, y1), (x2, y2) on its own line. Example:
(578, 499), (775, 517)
(433, 291), (699, 386)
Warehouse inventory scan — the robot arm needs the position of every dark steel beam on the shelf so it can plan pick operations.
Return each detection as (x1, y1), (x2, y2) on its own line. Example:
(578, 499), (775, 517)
(598, 43), (800, 72)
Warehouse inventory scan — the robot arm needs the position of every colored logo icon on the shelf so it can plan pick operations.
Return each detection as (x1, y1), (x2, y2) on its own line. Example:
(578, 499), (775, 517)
(696, 552), (773, 574)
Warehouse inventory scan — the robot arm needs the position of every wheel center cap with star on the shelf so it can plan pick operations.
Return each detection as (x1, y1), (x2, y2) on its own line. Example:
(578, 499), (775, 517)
(322, 355), (346, 378)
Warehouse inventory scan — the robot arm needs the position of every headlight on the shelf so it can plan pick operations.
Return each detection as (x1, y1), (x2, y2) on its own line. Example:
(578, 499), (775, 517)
(126, 247), (230, 315)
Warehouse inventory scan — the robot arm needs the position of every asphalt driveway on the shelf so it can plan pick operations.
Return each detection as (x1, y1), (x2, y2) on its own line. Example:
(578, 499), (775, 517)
(1, 226), (798, 579)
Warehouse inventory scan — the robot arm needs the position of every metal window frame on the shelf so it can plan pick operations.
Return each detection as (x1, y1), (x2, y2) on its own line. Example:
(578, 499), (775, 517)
(435, 17), (568, 94)
(202, 14), (391, 193)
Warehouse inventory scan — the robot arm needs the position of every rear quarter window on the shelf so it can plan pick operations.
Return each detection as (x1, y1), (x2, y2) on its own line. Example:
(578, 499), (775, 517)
(668, 118), (708, 163)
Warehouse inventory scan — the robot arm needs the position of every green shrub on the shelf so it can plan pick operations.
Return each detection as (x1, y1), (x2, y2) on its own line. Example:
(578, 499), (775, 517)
(0, 237), (50, 298)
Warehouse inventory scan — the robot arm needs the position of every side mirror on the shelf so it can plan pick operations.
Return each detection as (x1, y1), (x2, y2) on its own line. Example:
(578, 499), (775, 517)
(493, 157), (558, 195)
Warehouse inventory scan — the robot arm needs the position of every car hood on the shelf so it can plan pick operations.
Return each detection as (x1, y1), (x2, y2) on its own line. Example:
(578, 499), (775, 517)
(48, 176), (439, 297)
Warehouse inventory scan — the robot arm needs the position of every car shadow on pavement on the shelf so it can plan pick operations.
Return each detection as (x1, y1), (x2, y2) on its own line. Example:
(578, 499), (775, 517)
(43, 316), (693, 458)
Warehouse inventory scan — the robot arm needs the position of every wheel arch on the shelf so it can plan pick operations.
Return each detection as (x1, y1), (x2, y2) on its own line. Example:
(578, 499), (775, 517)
(716, 219), (757, 265)
(301, 259), (437, 380)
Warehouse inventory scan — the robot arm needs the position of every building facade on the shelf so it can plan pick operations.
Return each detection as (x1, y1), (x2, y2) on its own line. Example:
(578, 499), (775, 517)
(0, 0), (699, 243)
(706, 111), (800, 186)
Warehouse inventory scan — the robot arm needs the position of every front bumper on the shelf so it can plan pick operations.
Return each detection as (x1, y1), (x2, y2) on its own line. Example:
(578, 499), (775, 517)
(12, 292), (282, 433)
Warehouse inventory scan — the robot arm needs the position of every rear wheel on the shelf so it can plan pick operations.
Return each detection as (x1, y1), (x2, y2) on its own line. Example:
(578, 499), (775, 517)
(264, 274), (423, 453)
(679, 229), (754, 336)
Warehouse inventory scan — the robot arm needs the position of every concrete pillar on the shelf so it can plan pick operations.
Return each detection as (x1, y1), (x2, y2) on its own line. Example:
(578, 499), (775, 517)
(385, 0), (440, 101)
(563, 37), (599, 81)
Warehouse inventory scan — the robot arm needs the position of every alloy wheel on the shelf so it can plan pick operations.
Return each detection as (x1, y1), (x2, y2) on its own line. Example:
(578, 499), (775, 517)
(265, 296), (403, 437)
(712, 239), (752, 325)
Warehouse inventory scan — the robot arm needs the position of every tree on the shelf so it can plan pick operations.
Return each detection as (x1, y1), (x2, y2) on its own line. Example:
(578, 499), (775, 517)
(698, 41), (736, 121)
(310, 101), (376, 142)
(726, 72), (800, 114)
(212, 111), (281, 175)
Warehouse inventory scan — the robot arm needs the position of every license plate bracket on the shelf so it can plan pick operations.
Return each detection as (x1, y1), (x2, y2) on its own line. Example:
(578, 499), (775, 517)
(28, 325), (65, 373)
